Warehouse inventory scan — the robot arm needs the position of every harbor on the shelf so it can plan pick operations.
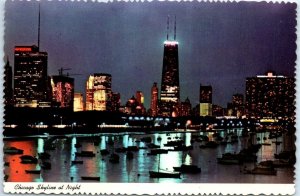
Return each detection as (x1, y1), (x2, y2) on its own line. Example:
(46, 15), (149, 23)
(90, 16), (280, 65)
(3, 128), (294, 183)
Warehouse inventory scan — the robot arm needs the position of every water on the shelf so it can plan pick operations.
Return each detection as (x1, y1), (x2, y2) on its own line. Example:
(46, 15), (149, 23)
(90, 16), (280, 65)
(4, 128), (294, 183)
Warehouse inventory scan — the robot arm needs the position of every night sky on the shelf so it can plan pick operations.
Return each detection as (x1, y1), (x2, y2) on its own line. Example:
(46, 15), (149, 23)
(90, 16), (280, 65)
(4, 1), (296, 109)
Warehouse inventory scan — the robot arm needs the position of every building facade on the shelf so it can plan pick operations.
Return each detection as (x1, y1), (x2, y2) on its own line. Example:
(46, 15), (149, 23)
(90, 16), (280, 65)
(73, 92), (84, 112)
(85, 73), (112, 111)
(245, 71), (295, 118)
(51, 75), (74, 110)
(199, 85), (212, 116)
(150, 82), (159, 116)
(14, 45), (50, 107)
(180, 97), (192, 116)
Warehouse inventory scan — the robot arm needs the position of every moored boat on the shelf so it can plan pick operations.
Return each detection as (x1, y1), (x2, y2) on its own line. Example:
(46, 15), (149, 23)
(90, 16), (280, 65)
(4, 147), (24, 155)
(25, 170), (41, 174)
(81, 176), (100, 181)
(173, 164), (201, 173)
(75, 151), (95, 157)
(20, 155), (38, 164)
(149, 171), (181, 178)
(244, 165), (277, 175)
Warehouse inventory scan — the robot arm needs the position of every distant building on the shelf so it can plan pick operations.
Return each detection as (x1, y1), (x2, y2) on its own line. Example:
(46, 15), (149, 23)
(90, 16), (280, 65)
(150, 82), (159, 116)
(232, 94), (244, 117)
(85, 73), (112, 111)
(111, 92), (121, 112)
(199, 85), (212, 116)
(245, 71), (295, 118)
(4, 57), (13, 106)
(136, 91), (144, 106)
(73, 92), (84, 112)
(51, 75), (74, 110)
(180, 97), (192, 116)
(212, 104), (224, 117)
(14, 45), (50, 107)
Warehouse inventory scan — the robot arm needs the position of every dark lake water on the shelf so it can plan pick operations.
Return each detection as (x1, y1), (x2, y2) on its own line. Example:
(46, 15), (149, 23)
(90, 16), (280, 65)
(4, 128), (294, 183)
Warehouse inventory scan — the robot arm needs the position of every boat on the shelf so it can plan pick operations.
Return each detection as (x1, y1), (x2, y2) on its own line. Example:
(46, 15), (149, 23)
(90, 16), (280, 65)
(81, 176), (100, 181)
(41, 162), (51, 170)
(126, 146), (139, 151)
(100, 149), (109, 156)
(72, 160), (84, 164)
(109, 153), (120, 163)
(147, 149), (168, 155)
(4, 147), (24, 155)
(244, 165), (277, 175)
(259, 160), (292, 168)
(172, 145), (193, 151)
(25, 170), (41, 174)
(38, 152), (51, 160)
(75, 151), (95, 157)
(126, 151), (134, 160)
(20, 155), (38, 164)
(217, 153), (243, 165)
(173, 164), (201, 173)
(149, 171), (181, 178)
(164, 140), (184, 147)
(115, 147), (126, 153)
(147, 143), (160, 149)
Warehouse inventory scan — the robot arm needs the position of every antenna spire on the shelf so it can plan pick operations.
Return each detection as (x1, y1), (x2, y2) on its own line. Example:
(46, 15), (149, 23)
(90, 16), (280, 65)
(174, 15), (176, 40)
(167, 15), (169, 40)
(38, 3), (41, 50)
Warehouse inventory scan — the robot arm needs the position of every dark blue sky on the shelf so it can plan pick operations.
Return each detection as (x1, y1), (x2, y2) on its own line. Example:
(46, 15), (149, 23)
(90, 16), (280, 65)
(4, 1), (296, 108)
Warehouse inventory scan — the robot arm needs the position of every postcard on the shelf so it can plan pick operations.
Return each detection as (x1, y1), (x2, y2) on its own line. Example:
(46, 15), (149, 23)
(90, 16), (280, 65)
(2, 0), (297, 195)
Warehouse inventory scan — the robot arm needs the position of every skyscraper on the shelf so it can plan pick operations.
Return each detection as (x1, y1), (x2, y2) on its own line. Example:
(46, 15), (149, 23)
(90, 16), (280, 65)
(245, 71), (295, 118)
(180, 97), (192, 116)
(160, 17), (180, 117)
(14, 45), (49, 107)
(150, 82), (159, 116)
(74, 92), (84, 112)
(232, 93), (244, 117)
(85, 73), (112, 111)
(199, 85), (212, 116)
(4, 57), (13, 106)
(136, 91), (144, 106)
(93, 73), (112, 111)
(51, 75), (74, 110)
(111, 92), (121, 112)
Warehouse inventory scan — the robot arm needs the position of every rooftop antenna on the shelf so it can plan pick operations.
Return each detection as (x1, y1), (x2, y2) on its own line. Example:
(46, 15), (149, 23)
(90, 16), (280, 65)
(174, 15), (176, 40)
(167, 15), (170, 40)
(38, 3), (41, 49)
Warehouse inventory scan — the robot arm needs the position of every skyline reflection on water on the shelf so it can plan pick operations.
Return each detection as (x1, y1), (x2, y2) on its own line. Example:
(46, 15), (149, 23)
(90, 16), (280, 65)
(4, 128), (294, 183)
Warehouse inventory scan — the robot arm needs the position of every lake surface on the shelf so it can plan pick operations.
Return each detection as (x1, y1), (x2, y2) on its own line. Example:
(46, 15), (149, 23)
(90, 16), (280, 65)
(4, 128), (294, 183)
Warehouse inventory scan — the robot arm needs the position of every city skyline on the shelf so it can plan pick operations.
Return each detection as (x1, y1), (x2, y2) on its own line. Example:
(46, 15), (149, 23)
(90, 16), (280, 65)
(4, 1), (296, 108)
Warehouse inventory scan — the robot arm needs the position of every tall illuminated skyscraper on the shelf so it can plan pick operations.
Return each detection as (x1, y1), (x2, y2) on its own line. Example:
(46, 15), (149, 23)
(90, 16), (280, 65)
(51, 75), (74, 110)
(85, 73), (112, 111)
(14, 45), (49, 107)
(160, 16), (180, 117)
(150, 82), (158, 116)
